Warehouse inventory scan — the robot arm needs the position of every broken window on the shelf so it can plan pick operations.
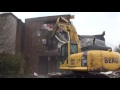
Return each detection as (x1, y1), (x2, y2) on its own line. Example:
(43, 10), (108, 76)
(41, 24), (54, 31)
(42, 39), (46, 44)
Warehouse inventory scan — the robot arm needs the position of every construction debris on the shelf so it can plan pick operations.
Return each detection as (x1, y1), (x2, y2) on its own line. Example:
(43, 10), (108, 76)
(32, 71), (120, 78)
(105, 70), (120, 78)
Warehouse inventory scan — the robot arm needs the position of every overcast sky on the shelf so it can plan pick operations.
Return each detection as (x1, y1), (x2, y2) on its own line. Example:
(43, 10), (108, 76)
(12, 12), (120, 50)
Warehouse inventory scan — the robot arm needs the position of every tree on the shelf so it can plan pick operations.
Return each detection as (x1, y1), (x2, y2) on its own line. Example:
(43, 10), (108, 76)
(0, 53), (25, 77)
(0, 12), (16, 54)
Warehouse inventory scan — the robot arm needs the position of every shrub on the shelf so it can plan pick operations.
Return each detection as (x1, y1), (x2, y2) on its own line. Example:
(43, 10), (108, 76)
(0, 53), (25, 78)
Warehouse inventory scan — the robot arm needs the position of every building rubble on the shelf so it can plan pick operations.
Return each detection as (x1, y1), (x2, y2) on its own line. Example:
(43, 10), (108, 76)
(103, 70), (120, 78)
(32, 71), (120, 78)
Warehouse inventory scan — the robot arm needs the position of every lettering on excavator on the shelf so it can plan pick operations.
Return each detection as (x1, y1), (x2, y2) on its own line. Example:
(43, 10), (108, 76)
(104, 57), (118, 63)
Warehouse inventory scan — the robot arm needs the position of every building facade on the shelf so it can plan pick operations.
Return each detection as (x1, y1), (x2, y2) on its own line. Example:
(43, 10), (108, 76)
(24, 15), (71, 74)
(0, 13), (71, 75)
(0, 13), (24, 54)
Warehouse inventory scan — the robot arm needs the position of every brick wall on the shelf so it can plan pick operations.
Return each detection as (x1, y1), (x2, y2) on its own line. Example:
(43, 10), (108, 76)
(24, 15), (70, 74)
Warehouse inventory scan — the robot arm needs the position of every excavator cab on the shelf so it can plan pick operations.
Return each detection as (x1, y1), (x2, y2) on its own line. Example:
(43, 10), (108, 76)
(59, 42), (87, 71)
(60, 42), (78, 64)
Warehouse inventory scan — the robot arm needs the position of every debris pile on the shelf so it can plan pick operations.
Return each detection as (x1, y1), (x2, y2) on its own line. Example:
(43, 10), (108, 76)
(32, 71), (120, 78)
(33, 72), (63, 78)
(105, 70), (120, 78)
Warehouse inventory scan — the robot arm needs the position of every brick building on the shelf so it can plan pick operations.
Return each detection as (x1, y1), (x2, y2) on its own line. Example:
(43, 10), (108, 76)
(24, 15), (71, 74)
(0, 13), (71, 75)
(0, 13), (24, 54)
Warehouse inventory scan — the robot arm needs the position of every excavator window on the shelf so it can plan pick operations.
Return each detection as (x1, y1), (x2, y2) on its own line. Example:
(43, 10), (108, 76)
(70, 44), (78, 54)
(61, 43), (68, 64)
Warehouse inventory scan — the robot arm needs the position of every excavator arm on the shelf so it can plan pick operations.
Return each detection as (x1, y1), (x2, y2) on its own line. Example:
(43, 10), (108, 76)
(51, 17), (70, 39)
(50, 16), (81, 52)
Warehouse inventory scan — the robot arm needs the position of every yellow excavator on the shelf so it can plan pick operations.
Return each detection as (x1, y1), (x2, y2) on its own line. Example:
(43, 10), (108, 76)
(50, 16), (120, 78)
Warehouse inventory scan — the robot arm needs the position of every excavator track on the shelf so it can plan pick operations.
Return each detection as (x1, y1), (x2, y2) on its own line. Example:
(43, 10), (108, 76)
(49, 72), (110, 78)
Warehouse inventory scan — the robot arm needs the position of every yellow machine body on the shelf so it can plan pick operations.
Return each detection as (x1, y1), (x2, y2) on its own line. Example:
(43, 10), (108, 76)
(51, 16), (120, 73)
(59, 42), (120, 72)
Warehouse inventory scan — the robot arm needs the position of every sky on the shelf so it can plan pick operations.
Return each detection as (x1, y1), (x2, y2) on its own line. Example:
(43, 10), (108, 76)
(12, 12), (120, 50)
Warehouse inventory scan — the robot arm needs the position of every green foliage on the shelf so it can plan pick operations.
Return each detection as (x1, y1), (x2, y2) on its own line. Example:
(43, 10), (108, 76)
(0, 54), (25, 77)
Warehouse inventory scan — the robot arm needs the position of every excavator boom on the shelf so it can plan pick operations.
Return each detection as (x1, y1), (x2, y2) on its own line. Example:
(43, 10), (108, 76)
(51, 16), (80, 52)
